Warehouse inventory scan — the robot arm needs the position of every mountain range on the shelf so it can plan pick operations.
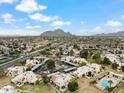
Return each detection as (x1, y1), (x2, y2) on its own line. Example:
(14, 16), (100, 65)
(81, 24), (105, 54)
(94, 31), (124, 36)
(40, 29), (73, 37)
(40, 29), (124, 37)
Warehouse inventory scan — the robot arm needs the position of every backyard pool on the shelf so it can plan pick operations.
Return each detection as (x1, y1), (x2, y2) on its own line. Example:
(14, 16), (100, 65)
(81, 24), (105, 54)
(100, 80), (110, 88)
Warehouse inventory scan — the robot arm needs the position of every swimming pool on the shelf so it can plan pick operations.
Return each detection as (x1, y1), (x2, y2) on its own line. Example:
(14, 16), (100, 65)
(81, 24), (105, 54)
(100, 80), (110, 88)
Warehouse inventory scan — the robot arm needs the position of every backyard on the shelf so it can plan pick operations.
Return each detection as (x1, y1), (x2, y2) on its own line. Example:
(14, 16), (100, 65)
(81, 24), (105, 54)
(0, 76), (55, 93)
(116, 84), (124, 93)
(18, 82), (55, 93)
(0, 76), (11, 87)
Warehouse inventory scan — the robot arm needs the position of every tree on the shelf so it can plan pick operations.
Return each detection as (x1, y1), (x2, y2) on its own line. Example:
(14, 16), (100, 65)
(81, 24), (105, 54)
(109, 80), (113, 87)
(102, 57), (111, 65)
(26, 63), (32, 71)
(59, 48), (63, 55)
(112, 63), (118, 70)
(47, 60), (55, 70)
(121, 66), (124, 72)
(87, 71), (93, 77)
(40, 49), (50, 55)
(73, 44), (79, 49)
(0, 67), (5, 77)
(69, 49), (74, 56)
(92, 53), (101, 59)
(43, 75), (50, 84)
(68, 81), (78, 92)
(14, 50), (21, 56)
(80, 50), (88, 59)
(90, 80), (97, 85)
(80, 62), (86, 66)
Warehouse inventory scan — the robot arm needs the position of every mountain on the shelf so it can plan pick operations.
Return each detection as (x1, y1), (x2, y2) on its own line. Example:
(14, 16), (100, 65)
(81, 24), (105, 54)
(94, 31), (124, 37)
(40, 29), (73, 37)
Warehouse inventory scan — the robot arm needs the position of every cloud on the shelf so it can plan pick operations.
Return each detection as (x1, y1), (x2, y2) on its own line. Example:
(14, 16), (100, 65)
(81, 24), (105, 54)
(29, 13), (59, 23)
(106, 20), (122, 27)
(25, 24), (41, 29)
(1, 13), (16, 24)
(0, 29), (42, 36)
(93, 26), (104, 32)
(0, 0), (15, 4)
(16, 0), (47, 13)
(51, 20), (71, 27)
(78, 26), (105, 36)
(81, 21), (84, 25)
(121, 15), (124, 19)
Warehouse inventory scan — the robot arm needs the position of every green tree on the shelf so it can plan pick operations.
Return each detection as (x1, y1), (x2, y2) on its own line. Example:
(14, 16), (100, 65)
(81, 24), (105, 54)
(121, 66), (124, 72)
(43, 75), (50, 84)
(112, 63), (118, 70)
(73, 43), (79, 49)
(0, 67), (5, 77)
(92, 53), (101, 59)
(87, 71), (93, 77)
(69, 49), (74, 56)
(80, 50), (88, 59)
(102, 57), (111, 65)
(47, 60), (55, 70)
(68, 81), (78, 92)
(26, 63), (32, 71)
(40, 50), (50, 55)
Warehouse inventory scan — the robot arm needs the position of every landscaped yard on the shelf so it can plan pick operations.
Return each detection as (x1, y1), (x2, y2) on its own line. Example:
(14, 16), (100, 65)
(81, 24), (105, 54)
(76, 78), (103, 93)
(1, 65), (124, 93)
(0, 76), (11, 87)
(115, 84), (124, 93)
(19, 82), (55, 93)
(0, 77), (55, 93)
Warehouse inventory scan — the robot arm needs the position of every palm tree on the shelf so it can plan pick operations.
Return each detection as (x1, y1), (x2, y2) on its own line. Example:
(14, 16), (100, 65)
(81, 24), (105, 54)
(109, 80), (113, 87)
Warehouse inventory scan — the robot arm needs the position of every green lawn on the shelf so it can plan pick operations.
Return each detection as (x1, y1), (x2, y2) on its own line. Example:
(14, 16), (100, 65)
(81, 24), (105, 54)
(19, 82), (55, 93)
(116, 84), (124, 93)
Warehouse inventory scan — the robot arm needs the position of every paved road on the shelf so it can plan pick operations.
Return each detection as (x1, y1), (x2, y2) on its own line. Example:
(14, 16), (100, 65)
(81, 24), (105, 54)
(0, 47), (48, 69)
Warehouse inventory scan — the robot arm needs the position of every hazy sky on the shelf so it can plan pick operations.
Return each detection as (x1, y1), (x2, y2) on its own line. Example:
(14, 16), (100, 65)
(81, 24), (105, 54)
(0, 0), (124, 36)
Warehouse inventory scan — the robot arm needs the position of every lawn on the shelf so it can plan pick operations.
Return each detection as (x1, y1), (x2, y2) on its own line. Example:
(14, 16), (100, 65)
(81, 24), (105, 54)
(76, 78), (103, 93)
(116, 84), (124, 93)
(0, 77), (55, 93)
(0, 76), (11, 87)
(19, 82), (55, 93)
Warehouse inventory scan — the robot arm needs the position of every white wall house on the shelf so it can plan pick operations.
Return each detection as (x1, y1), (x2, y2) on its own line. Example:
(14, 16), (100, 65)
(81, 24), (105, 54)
(25, 59), (40, 67)
(73, 64), (101, 78)
(50, 72), (72, 92)
(105, 54), (120, 64)
(11, 71), (41, 84)
(95, 72), (123, 90)
(61, 56), (88, 64)
(0, 85), (21, 93)
(7, 66), (26, 77)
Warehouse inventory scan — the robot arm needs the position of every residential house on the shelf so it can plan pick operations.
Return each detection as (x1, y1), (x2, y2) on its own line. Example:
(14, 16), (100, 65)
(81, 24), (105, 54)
(0, 85), (21, 93)
(49, 72), (72, 92)
(11, 71), (41, 84)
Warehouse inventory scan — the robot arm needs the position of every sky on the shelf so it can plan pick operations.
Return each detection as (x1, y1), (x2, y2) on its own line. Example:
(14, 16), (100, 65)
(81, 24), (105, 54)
(0, 0), (124, 36)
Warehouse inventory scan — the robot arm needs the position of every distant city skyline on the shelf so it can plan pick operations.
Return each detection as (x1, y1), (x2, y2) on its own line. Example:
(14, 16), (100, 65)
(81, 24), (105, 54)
(0, 0), (124, 36)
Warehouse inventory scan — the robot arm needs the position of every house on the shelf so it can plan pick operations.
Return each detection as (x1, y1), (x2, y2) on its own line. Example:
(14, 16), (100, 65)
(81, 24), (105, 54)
(95, 72), (123, 90)
(105, 53), (120, 64)
(7, 66), (26, 77)
(49, 72), (72, 92)
(25, 58), (41, 71)
(104, 53), (124, 67)
(25, 59), (40, 67)
(61, 56), (88, 64)
(0, 85), (21, 93)
(11, 71), (41, 84)
(73, 64), (101, 78)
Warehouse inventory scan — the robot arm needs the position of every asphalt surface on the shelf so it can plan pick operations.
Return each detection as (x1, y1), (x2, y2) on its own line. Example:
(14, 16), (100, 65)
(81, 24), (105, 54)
(0, 47), (48, 70)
